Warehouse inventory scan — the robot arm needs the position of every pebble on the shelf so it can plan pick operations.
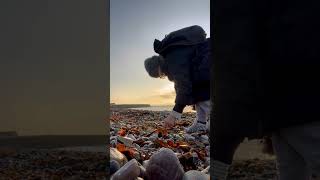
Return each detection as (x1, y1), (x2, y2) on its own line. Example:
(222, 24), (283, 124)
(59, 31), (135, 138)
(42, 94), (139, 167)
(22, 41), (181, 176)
(205, 146), (210, 157)
(147, 143), (156, 148)
(201, 166), (210, 174)
(182, 170), (210, 180)
(142, 137), (149, 141)
(149, 134), (158, 141)
(200, 135), (209, 145)
(192, 152), (199, 164)
(110, 148), (128, 167)
(127, 134), (137, 141)
(204, 157), (210, 167)
(110, 160), (120, 175)
(133, 151), (141, 161)
(110, 136), (118, 141)
(134, 144), (141, 150)
(111, 139), (117, 148)
(111, 159), (141, 180)
(146, 148), (184, 180)
(175, 153), (182, 157)
(118, 136), (134, 147)
(139, 164), (147, 179)
(184, 134), (195, 141)
(142, 160), (149, 168)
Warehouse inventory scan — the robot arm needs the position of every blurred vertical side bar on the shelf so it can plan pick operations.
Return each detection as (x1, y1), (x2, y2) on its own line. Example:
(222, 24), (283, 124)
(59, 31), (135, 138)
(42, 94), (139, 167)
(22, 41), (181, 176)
(0, 0), (108, 146)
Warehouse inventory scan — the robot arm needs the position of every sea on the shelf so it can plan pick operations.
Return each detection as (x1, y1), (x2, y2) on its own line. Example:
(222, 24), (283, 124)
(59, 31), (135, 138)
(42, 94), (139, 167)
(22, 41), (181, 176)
(129, 105), (195, 112)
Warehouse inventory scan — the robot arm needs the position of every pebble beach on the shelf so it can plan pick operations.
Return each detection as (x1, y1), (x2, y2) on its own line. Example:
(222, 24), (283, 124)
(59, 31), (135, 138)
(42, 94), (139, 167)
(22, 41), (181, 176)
(110, 109), (279, 180)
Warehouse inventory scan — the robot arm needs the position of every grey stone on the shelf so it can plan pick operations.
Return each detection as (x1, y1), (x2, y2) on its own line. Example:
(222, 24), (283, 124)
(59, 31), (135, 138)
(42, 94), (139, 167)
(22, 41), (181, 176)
(204, 157), (210, 167)
(183, 170), (210, 180)
(192, 152), (199, 164)
(142, 137), (149, 141)
(184, 134), (195, 141)
(139, 165), (147, 179)
(134, 143), (141, 149)
(144, 140), (152, 144)
(201, 166), (210, 174)
(118, 136), (134, 147)
(200, 135), (209, 145)
(110, 160), (120, 175)
(111, 159), (141, 180)
(142, 160), (149, 169)
(127, 134), (137, 141)
(146, 148), (184, 180)
(110, 136), (117, 141)
(149, 134), (158, 141)
(110, 148), (128, 167)
(133, 151), (141, 161)
(205, 146), (210, 157)
(111, 139), (117, 148)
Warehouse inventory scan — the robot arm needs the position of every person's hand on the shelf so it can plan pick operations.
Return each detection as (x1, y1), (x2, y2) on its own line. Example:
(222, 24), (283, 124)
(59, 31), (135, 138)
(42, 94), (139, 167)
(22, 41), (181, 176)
(164, 114), (176, 129)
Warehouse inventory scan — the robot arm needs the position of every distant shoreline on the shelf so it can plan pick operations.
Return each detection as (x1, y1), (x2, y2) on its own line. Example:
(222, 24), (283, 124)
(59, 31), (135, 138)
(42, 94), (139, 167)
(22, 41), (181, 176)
(110, 104), (151, 108)
(111, 105), (195, 112)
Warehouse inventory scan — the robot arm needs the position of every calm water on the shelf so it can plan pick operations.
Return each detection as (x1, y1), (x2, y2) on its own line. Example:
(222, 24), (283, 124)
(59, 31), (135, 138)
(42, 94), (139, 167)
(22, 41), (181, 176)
(129, 105), (195, 112)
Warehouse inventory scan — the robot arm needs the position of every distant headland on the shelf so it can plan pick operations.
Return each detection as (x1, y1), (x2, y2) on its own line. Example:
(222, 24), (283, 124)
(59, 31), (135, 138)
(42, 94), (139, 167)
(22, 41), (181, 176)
(110, 103), (151, 109)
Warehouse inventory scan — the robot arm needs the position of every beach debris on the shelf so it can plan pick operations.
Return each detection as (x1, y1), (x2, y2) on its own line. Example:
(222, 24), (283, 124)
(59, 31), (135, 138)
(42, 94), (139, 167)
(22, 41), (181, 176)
(111, 159), (141, 180)
(182, 170), (210, 180)
(146, 148), (185, 180)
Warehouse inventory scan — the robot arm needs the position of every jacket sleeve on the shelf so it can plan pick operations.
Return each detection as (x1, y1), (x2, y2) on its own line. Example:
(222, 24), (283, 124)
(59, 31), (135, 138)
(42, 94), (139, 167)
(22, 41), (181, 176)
(166, 47), (195, 107)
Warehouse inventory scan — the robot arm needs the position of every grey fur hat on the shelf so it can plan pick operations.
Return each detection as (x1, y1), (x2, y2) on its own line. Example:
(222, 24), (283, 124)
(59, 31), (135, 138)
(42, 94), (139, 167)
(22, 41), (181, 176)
(144, 55), (165, 78)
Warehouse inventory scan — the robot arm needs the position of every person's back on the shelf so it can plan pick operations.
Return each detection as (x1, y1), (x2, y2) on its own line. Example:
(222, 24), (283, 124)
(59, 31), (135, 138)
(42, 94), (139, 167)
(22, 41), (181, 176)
(212, 0), (320, 179)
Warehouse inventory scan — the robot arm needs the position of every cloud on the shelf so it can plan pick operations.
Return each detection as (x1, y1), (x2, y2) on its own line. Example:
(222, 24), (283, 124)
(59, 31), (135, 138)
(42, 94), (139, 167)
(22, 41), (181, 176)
(137, 90), (176, 105)
(159, 90), (175, 99)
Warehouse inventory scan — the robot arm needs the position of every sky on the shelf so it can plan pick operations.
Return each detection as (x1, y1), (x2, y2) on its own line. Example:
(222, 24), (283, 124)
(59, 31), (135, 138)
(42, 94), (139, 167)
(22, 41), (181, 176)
(110, 0), (210, 105)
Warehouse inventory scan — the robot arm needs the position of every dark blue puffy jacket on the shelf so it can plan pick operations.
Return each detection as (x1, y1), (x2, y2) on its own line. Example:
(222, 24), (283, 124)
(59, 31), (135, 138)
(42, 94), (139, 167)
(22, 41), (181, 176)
(154, 26), (210, 112)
